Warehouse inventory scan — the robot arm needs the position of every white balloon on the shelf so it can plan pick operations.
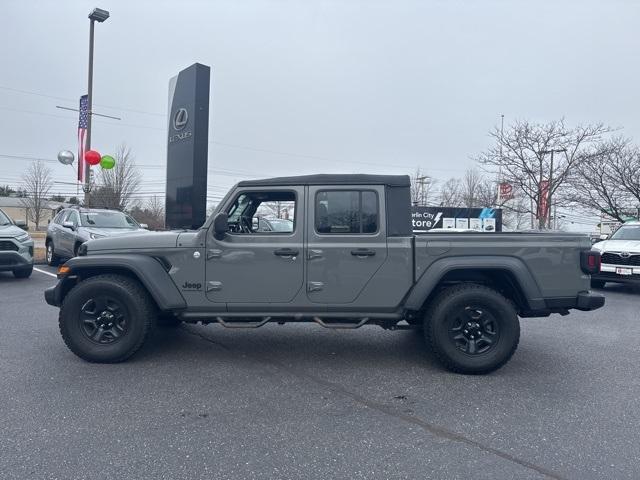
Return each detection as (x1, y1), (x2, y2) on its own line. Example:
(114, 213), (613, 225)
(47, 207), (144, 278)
(57, 150), (75, 165)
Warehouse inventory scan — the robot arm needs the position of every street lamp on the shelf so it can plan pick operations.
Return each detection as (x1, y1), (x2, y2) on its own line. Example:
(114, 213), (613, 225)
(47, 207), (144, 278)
(83, 7), (110, 206)
(538, 148), (567, 228)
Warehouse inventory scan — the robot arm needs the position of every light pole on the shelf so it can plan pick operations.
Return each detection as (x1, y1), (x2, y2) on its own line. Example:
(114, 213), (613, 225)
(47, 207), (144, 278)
(539, 148), (567, 228)
(83, 7), (110, 207)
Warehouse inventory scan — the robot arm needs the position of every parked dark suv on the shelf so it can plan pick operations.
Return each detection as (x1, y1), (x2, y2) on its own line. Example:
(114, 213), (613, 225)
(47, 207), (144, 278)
(46, 207), (148, 266)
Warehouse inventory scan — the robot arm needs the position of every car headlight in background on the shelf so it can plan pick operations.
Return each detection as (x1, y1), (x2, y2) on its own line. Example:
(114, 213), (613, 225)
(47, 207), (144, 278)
(89, 232), (106, 240)
(15, 233), (31, 243)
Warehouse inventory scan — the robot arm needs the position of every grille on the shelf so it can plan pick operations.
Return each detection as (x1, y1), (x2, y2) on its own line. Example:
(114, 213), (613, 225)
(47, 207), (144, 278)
(601, 252), (640, 266)
(0, 240), (18, 252)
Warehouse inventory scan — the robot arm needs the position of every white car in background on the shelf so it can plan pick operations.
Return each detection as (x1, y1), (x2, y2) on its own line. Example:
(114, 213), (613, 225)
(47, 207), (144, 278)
(591, 221), (640, 288)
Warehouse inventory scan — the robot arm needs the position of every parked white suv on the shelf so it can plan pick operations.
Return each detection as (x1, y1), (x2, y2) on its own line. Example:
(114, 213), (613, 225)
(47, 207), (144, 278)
(591, 221), (640, 288)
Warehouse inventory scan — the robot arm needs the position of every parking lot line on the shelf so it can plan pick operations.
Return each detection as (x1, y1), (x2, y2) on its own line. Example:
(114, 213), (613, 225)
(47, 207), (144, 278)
(33, 267), (57, 278)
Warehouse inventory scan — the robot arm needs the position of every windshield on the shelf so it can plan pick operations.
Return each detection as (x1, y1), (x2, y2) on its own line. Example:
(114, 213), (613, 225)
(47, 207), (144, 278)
(609, 225), (640, 241)
(268, 219), (293, 232)
(0, 209), (11, 226)
(80, 211), (138, 229)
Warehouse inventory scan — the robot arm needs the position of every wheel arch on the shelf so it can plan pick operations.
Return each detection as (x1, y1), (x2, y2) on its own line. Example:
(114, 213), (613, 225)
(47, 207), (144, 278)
(405, 256), (545, 313)
(59, 255), (187, 312)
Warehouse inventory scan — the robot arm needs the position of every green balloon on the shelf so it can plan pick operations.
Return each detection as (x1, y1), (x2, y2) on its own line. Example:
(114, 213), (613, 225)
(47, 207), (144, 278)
(100, 155), (116, 169)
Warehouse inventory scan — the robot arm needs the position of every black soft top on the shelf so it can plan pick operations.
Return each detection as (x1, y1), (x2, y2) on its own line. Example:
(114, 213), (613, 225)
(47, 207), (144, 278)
(237, 174), (410, 188)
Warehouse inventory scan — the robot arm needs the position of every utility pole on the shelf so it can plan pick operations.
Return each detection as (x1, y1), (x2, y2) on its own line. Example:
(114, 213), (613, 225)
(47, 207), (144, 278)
(83, 8), (110, 207)
(496, 114), (504, 207)
(539, 148), (567, 229)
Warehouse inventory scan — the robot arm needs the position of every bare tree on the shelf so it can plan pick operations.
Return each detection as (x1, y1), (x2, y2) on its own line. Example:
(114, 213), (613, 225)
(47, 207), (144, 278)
(129, 196), (165, 230)
(437, 178), (463, 207)
(567, 137), (636, 222)
(477, 118), (612, 228)
(410, 169), (436, 206)
(21, 160), (53, 230)
(93, 144), (142, 210)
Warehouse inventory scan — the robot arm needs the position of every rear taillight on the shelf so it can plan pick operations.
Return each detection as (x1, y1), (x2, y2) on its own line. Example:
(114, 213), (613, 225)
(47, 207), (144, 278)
(581, 250), (601, 274)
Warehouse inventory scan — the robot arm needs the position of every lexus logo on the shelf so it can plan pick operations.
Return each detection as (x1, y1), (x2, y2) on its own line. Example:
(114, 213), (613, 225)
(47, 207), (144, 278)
(173, 108), (188, 131)
(620, 251), (631, 258)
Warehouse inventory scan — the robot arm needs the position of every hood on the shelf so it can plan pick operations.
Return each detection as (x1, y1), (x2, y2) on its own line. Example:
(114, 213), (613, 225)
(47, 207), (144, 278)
(592, 239), (640, 253)
(86, 231), (182, 252)
(0, 223), (28, 238)
(82, 227), (149, 238)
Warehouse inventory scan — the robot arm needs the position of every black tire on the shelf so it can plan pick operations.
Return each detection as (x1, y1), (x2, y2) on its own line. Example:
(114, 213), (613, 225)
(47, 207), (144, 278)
(591, 279), (606, 289)
(424, 284), (520, 375)
(46, 240), (60, 266)
(13, 266), (33, 278)
(59, 274), (156, 363)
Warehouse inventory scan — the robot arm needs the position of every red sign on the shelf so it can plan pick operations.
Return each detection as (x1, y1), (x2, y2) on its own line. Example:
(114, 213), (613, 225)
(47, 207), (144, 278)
(538, 180), (550, 221)
(499, 182), (514, 201)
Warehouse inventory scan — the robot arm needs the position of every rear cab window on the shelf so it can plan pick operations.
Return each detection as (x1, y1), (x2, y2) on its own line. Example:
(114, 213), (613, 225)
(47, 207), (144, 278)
(315, 190), (378, 234)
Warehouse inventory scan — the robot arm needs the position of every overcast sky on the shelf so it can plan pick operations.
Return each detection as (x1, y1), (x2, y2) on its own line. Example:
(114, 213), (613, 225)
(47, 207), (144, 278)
(2, 0), (639, 228)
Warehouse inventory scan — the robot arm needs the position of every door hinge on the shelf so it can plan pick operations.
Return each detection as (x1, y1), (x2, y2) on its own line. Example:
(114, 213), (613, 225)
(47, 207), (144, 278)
(206, 281), (222, 292)
(308, 249), (323, 260)
(308, 281), (324, 292)
(207, 249), (222, 260)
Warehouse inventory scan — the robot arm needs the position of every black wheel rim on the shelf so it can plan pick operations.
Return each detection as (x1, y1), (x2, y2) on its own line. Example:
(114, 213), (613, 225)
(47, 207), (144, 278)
(448, 305), (500, 355)
(79, 295), (128, 344)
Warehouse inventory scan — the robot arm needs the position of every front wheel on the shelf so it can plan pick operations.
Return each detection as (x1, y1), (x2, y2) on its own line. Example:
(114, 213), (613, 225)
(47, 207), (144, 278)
(13, 266), (33, 278)
(59, 274), (156, 363)
(424, 284), (520, 375)
(46, 241), (60, 266)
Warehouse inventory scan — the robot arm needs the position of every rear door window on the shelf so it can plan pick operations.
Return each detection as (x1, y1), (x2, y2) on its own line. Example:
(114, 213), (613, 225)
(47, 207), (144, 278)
(315, 190), (378, 234)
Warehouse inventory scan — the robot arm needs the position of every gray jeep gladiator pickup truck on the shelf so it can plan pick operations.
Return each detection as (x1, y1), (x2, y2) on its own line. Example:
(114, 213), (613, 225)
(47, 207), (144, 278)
(45, 174), (604, 374)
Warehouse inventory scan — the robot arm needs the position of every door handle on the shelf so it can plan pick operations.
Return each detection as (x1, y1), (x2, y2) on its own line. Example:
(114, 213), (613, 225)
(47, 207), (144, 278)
(274, 248), (299, 258)
(351, 249), (376, 257)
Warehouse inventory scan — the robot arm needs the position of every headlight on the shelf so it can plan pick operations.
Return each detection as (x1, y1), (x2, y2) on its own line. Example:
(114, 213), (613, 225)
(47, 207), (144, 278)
(15, 233), (31, 243)
(89, 232), (106, 240)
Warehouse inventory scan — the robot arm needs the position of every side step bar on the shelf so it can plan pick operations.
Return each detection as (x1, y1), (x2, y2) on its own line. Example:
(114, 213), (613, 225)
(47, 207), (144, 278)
(313, 316), (369, 329)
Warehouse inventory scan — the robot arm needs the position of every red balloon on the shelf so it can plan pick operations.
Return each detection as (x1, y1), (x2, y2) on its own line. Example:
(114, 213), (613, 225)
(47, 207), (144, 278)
(84, 150), (101, 166)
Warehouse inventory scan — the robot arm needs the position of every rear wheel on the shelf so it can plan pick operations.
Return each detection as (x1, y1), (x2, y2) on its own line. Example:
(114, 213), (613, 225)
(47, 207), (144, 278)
(59, 274), (156, 363)
(590, 279), (605, 289)
(46, 241), (60, 266)
(424, 284), (520, 374)
(13, 266), (33, 278)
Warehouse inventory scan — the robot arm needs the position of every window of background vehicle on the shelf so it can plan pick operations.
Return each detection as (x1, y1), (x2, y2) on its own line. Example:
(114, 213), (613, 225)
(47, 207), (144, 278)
(80, 212), (138, 228)
(609, 225), (640, 241)
(0, 209), (11, 225)
(227, 191), (296, 234)
(315, 190), (378, 234)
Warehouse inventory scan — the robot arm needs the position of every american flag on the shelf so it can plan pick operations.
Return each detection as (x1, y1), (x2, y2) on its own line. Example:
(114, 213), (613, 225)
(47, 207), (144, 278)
(78, 95), (89, 182)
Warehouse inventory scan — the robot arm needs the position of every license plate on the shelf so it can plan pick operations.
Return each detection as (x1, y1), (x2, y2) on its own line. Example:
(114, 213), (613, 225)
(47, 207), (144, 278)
(616, 267), (633, 276)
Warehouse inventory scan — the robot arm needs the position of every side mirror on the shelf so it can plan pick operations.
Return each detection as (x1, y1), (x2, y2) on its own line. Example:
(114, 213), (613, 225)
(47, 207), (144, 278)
(14, 219), (27, 230)
(213, 212), (229, 239)
(62, 221), (75, 230)
(139, 223), (148, 229)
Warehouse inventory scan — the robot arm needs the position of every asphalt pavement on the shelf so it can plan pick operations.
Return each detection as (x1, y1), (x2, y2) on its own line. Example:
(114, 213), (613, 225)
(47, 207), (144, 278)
(1, 266), (639, 480)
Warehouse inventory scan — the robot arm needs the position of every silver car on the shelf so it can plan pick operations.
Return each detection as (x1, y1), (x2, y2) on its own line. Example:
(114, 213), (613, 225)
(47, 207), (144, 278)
(0, 208), (34, 278)
(45, 207), (148, 266)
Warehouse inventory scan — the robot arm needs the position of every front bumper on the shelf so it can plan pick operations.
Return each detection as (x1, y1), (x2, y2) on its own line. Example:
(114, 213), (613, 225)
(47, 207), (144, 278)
(592, 263), (640, 284)
(44, 280), (65, 307)
(0, 240), (34, 272)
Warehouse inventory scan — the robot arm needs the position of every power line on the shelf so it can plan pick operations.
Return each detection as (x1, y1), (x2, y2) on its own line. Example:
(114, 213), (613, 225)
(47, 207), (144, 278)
(0, 85), (165, 117)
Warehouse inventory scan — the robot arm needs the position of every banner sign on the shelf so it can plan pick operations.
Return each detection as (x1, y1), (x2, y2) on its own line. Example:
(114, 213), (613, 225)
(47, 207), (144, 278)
(498, 182), (514, 202)
(411, 206), (502, 232)
(538, 180), (549, 221)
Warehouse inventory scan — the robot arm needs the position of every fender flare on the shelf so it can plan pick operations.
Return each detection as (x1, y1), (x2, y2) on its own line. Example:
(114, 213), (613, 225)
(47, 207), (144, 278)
(62, 254), (187, 311)
(404, 256), (545, 311)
